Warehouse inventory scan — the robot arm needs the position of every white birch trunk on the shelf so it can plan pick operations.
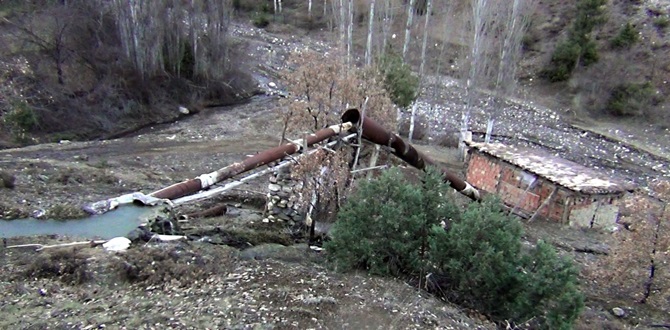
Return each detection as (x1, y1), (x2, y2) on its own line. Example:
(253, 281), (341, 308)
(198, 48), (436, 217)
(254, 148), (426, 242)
(380, 0), (391, 58)
(339, 0), (346, 50)
(409, 0), (432, 143)
(408, 102), (418, 143)
(365, 0), (375, 67)
(308, 0), (312, 19)
(418, 0), (432, 79)
(347, 0), (353, 68)
(402, 0), (416, 61)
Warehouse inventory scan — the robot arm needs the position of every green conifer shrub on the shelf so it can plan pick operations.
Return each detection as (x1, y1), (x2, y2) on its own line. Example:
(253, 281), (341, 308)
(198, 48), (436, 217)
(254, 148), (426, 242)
(377, 54), (419, 109)
(326, 169), (584, 328)
(325, 167), (458, 277)
(542, 0), (607, 81)
(611, 22), (639, 49)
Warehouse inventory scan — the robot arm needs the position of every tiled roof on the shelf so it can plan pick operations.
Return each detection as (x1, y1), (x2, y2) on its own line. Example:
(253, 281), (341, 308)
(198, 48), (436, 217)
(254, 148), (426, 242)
(467, 142), (636, 194)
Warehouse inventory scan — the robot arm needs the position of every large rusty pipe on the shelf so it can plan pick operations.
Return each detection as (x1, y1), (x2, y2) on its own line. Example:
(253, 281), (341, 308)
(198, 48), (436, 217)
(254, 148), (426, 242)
(341, 109), (480, 201)
(150, 122), (353, 200)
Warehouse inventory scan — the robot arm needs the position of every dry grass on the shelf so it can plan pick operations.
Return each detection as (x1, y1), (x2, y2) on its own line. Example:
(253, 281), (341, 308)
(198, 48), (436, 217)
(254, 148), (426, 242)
(24, 248), (93, 285)
(114, 245), (236, 287)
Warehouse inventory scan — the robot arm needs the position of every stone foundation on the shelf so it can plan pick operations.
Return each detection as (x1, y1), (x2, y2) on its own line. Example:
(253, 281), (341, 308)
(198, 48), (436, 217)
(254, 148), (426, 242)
(263, 167), (304, 225)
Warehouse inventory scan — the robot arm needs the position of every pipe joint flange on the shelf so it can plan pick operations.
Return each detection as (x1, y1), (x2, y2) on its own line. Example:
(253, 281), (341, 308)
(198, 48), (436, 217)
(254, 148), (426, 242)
(197, 173), (217, 189)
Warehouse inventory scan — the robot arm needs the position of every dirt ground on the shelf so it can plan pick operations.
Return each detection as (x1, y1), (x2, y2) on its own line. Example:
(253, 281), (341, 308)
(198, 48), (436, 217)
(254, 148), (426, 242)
(0, 95), (499, 329)
(1, 20), (669, 329)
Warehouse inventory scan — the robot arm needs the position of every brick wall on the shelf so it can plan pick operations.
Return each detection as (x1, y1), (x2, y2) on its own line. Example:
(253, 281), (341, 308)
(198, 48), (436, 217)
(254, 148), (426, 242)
(466, 152), (626, 226)
(465, 153), (501, 192)
(467, 152), (576, 223)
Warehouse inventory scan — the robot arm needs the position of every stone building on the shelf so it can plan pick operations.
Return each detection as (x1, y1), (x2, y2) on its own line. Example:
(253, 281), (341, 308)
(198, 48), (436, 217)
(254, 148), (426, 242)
(465, 142), (636, 229)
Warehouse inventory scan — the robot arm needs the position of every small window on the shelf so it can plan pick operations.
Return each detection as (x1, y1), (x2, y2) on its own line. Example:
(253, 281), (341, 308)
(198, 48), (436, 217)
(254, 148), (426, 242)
(519, 172), (537, 189)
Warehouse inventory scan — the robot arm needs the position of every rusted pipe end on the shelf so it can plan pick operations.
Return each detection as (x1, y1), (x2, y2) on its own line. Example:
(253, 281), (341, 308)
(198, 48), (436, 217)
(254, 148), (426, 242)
(341, 107), (481, 202)
(341, 109), (361, 128)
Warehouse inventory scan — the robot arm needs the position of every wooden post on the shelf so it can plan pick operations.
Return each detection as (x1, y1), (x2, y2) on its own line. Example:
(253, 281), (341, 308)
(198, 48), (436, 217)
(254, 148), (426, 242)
(529, 186), (558, 222)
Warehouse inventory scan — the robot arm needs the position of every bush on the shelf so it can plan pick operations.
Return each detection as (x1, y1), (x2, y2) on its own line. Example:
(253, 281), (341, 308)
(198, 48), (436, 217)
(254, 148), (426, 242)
(115, 246), (229, 287)
(605, 82), (657, 116)
(4, 101), (38, 131)
(253, 11), (270, 28)
(429, 197), (526, 317)
(516, 241), (585, 329)
(653, 16), (670, 31)
(543, 0), (607, 81)
(435, 131), (459, 148)
(429, 197), (583, 328)
(327, 169), (584, 328)
(542, 41), (581, 82)
(25, 248), (92, 285)
(378, 54), (419, 109)
(611, 22), (638, 49)
(325, 167), (458, 277)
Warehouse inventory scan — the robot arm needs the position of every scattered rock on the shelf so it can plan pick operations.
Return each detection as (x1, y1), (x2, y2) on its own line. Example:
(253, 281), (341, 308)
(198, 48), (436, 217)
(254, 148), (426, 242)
(268, 183), (281, 192)
(178, 106), (190, 115)
(0, 170), (15, 189)
(103, 237), (131, 252)
(302, 295), (337, 305)
(611, 307), (625, 318)
(126, 227), (153, 242)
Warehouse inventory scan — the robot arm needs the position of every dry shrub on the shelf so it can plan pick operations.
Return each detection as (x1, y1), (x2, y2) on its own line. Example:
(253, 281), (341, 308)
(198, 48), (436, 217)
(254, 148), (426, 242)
(435, 131), (460, 148)
(115, 246), (233, 287)
(279, 50), (396, 141)
(291, 148), (353, 223)
(589, 181), (670, 312)
(25, 248), (92, 285)
(0, 170), (16, 189)
(398, 114), (429, 141)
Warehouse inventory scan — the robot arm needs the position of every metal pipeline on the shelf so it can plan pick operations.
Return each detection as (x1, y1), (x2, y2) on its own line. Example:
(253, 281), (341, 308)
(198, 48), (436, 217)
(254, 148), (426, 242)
(341, 109), (480, 201)
(150, 122), (353, 200)
(180, 203), (228, 220)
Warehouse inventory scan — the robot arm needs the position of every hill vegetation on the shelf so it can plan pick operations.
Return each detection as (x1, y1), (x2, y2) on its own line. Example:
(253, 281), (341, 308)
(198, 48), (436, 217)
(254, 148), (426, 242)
(0, 0), (256, 146)
(2, 0), (669, 147)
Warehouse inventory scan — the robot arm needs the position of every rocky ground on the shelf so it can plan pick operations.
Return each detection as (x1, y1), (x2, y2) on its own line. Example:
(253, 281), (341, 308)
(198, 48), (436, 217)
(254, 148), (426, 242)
(1, 21), (669, 329)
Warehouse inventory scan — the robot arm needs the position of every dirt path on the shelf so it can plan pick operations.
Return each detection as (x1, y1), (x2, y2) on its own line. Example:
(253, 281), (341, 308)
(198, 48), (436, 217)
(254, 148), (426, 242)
(0, 96), (282, 218)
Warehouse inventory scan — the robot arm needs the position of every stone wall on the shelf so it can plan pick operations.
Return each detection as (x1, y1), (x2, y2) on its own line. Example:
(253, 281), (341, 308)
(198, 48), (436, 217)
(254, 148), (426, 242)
(263, 167), (305, 225)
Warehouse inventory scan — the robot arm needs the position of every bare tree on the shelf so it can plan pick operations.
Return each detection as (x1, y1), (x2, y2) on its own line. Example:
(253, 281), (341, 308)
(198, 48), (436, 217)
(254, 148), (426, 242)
(308, 0), (313, 19)
(486, 0), (530, 143)
(347, 0), (354, 68)
(111, 0), (232, 80)
(365, 0), (376, 67)
(339, 0), (346, 50)
(408, 0), (432, 143)
(402, 0), (416, 61)
(380, 0), (394, 58)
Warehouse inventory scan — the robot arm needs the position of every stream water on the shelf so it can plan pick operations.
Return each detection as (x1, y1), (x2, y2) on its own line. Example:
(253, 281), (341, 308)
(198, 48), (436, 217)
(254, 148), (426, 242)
(0, 205), (153, 239)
